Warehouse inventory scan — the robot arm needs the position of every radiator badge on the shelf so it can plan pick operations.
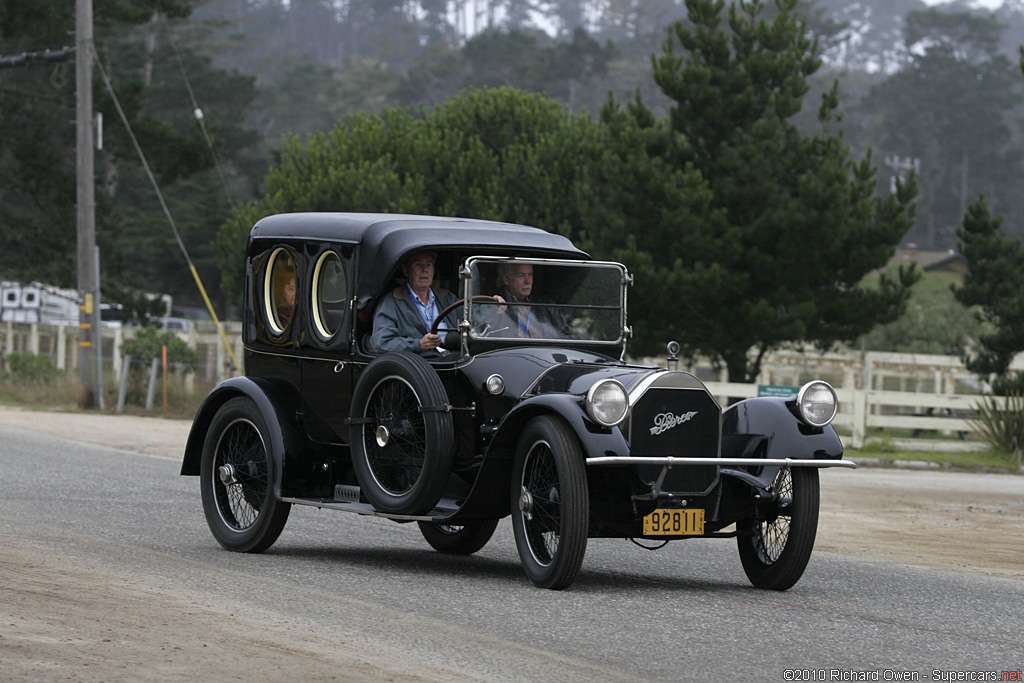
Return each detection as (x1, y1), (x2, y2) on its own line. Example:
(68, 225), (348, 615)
(650, 411), (698, 435)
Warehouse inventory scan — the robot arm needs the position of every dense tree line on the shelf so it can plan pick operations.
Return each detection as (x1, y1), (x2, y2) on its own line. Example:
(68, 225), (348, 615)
(3, 0), (1024, 372)
(220, 0), (916, 379)
(0, 0), (260, 318)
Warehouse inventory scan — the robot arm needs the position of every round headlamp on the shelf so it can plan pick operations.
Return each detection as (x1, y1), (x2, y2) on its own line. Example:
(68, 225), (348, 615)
(586, 379), (629, 427)
(485, 374), (505, 395)
(795, 380), (838, 428)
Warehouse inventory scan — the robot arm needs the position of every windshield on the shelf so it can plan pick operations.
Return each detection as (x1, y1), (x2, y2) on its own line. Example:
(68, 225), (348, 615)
(465, 258), (626, 344)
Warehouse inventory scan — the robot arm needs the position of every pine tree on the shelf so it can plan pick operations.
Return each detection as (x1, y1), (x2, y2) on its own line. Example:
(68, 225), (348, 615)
(631, 0), (919, 381)
(954, 198), (1024, 392)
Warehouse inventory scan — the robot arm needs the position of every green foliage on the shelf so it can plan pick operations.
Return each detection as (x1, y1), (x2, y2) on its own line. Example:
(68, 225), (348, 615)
(217, 85), (713, 315)
(0, 1), (260, 314)
(854, 8), (1024, 248)
(217, 3), (919, 378)
(395, 27), (616, 113)
(257, 59), (400, 146)
(954, 198), (1024, 389)
(122, 326), (199, 367)
(969, 392), (1024, 466)
(858, 269), (978, 355)
(630, 0), (919, 381)
(2, 352), (59, 385)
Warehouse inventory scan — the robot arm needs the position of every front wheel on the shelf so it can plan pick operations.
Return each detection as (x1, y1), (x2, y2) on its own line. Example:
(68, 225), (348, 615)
(737, 467), (819, 591)
(417, 519), (499, 555)
(200, 397), (290, 553)
(510, 416), (589, 590)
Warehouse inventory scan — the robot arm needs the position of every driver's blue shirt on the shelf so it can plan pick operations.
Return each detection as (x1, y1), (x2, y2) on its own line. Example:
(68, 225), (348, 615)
(369, 284), (459, 355)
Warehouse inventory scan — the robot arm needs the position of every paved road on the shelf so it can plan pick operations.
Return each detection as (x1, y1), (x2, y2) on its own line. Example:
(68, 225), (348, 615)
(1, 425), (1021, 681)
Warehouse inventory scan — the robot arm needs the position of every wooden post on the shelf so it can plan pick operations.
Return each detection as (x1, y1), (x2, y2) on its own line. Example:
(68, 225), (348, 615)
(76, 0), (98, 408)
(852, 389), (867, 449)
(162, 345), (168, 413)
(56, 324), (67, 371)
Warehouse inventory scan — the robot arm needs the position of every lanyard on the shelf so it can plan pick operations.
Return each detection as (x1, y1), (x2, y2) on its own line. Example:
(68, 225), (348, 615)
(407, 283), (436, 330)
(516, 309), (532, 336)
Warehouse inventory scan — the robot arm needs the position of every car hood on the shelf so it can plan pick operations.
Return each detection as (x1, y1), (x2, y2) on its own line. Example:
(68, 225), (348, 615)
(459, 347), (659, 399)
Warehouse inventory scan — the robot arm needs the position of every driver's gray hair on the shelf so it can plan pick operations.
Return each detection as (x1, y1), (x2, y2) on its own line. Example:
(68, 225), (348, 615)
(496, 261), (530, 281)
(402, 250), (438, 267)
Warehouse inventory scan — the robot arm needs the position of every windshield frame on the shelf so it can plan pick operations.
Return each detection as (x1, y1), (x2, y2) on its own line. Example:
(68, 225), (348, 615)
(460, 256), (630, 351)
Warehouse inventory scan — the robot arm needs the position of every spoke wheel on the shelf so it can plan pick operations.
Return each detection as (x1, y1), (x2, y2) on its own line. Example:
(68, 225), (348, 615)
(417, 519), (499, 555)
(200, 397), (290, 553)
(511, 416), (588, 590)
(350, 353), (453, 514)
(737, 467), (819, 591)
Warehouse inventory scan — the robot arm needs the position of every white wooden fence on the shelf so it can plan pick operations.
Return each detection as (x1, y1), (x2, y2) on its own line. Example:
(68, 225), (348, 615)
(0, 320), (243, 385)
(1, 321), (1008, 451)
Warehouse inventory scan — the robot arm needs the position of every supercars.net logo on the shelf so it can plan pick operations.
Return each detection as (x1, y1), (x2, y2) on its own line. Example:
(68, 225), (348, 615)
(649, 411), (698, 436)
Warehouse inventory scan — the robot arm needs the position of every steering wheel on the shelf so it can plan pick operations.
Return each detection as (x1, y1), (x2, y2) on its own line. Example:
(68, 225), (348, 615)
(430, 296), (502, 335)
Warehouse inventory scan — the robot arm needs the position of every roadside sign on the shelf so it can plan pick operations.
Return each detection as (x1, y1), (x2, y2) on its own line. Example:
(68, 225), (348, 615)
(758, 384), (799, 398)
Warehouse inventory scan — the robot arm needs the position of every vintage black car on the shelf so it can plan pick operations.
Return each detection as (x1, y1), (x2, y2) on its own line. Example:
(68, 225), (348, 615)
(181, 212), (855, 590)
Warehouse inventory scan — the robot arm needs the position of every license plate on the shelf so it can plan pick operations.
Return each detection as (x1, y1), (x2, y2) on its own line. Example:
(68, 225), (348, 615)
(643, 508), (705, 536)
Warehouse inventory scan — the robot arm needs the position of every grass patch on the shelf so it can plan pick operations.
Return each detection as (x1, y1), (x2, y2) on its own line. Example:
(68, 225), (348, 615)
(0, 372), (208, 419)
(850, 445), (1019, 471)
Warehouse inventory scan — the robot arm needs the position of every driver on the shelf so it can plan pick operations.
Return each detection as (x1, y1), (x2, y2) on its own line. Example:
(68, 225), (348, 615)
(369, 251), (459, 355)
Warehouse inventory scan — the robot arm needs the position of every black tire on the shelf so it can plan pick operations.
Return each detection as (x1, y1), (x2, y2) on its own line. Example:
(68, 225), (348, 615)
(350, 353), (454, 514)
(510, 416), (589, 590)
(200, 397), (290, 553)
(417, 519), (499, 555)
(737, 467), (820, 591)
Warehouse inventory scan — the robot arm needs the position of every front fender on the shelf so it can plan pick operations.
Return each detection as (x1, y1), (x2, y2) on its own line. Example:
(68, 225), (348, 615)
(722, 397), (843, 460)
(486, 393), (630, 459)
(180, 377), (306, 498)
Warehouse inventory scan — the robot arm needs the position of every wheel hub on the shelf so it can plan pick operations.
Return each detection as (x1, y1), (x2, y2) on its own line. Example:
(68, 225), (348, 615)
(218, 464), (238, 485)
(375, 425), (390, 447)
(519, 486), (534, 521)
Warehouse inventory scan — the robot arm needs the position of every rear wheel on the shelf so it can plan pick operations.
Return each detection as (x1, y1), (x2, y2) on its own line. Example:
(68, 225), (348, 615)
(737, 467), (819, 590)
(200, 397), (290, 553)
(510, 416), (589, 590)
(350, 353), (454, 514)
(417, 519), (499, 555)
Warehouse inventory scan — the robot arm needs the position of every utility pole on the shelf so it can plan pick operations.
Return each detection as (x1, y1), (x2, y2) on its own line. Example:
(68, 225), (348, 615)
(76, 0), (98, 408)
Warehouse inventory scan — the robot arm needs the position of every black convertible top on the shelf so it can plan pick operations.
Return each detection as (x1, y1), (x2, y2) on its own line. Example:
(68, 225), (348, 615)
(249, 212), (589, 305)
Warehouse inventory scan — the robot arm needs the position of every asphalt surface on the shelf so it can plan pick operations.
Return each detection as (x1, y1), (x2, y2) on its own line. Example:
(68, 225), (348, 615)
(1, 425), (1022, 681)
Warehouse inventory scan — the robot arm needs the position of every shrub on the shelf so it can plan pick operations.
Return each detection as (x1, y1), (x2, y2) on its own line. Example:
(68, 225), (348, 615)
(119, 326), (200, 407)
(122, 326), (198, 368)
(4, 352), (60, 385)
(969, 392), (1024, 466)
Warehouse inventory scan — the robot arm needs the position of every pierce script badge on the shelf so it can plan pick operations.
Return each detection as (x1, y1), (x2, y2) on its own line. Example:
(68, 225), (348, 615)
(650, 411), (698, 435)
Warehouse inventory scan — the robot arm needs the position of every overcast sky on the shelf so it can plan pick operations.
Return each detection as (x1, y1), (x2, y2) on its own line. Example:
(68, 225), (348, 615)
(920, 0), (1004, 7)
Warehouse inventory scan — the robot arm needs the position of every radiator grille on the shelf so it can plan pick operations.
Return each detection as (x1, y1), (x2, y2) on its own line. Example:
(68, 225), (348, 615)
(628, 387), (721, 495)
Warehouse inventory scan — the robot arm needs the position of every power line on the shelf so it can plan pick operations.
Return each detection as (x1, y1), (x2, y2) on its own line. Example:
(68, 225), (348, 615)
(155, 1), (237, 209)
(92, 45), (240, 373)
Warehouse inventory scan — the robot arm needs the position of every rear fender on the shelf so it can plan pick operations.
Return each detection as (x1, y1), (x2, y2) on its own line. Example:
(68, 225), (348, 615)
(180, 377), (306, 499)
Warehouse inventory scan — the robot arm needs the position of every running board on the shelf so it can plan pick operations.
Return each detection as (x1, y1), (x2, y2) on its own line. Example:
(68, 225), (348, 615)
(280, 495), (461, 522)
